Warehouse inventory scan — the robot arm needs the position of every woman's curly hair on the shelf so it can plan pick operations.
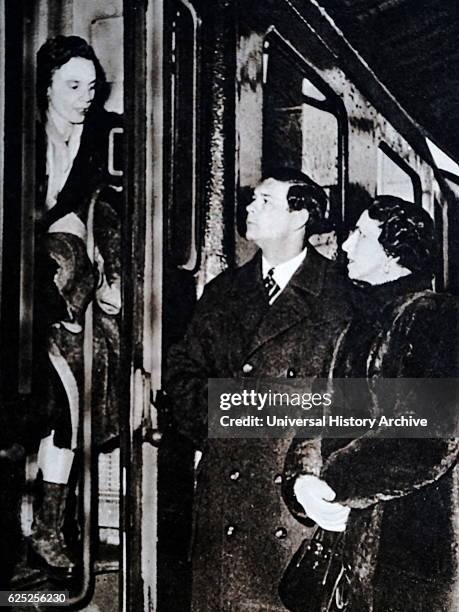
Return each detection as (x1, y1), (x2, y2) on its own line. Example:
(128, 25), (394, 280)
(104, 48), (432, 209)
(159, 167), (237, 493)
(368, 195), (436, 275)
(36, 35), (107, 120)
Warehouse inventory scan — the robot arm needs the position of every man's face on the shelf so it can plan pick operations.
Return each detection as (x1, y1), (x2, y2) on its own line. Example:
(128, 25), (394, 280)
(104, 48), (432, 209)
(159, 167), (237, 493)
(48, 57), (96, 124)
(246, 178), (308, 248)
(342, 210), (394, 284)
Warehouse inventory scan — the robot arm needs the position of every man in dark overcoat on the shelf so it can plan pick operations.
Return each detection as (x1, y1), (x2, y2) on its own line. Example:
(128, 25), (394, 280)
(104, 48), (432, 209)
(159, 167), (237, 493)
(165, 168), (351, 611)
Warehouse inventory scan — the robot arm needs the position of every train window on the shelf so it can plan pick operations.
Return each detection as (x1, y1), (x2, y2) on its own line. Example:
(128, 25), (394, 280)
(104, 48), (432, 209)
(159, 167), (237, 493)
(165, 0), (201, 271)
(262, 30), (347, 229)
(301, 85), (339, 198)
(377, 142), (422, 204)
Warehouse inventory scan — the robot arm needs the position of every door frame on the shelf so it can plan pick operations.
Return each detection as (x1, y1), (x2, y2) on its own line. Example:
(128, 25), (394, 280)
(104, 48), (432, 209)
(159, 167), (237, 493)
(121, 0), (163, 610)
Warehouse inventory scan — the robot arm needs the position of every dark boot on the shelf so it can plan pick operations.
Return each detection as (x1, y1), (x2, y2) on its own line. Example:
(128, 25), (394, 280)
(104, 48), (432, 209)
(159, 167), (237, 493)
(29, 482), (75, 580)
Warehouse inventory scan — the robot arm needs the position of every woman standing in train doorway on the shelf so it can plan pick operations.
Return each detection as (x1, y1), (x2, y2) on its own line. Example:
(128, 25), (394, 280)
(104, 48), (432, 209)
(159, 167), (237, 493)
(29, 36), (121, 580)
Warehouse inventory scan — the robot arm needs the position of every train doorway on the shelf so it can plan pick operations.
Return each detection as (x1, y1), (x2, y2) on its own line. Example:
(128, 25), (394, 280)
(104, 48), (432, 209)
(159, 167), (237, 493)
(0, 1), (160, 610)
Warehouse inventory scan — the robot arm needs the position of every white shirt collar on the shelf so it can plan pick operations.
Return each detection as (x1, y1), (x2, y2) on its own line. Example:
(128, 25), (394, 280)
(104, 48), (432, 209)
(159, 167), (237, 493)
(45, 108), (83, 210)
(262, 247), (307, 292)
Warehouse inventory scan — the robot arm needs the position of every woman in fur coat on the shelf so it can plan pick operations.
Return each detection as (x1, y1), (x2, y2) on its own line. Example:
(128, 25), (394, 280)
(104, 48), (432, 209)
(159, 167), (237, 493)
(284, 196), (459, 611)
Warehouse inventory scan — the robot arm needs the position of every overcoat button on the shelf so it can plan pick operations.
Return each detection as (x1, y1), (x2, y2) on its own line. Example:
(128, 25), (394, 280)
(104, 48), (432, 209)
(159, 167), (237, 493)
(275, 527), (287, 539)
(242, 363), (253, 374)
(226, 525), (236, 537)
(230, 470), (240, 481)
(286, 368), (296, 378)
(274, 474), (282, 484)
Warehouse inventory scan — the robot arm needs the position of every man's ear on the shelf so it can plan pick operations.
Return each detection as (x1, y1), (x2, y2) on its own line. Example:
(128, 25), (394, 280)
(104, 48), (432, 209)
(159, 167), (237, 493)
(292, 208), (309, 230)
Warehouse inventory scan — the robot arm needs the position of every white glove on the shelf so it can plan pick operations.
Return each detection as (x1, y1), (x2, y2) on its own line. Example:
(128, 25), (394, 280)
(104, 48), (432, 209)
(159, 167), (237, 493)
(294, 474), (350, 532)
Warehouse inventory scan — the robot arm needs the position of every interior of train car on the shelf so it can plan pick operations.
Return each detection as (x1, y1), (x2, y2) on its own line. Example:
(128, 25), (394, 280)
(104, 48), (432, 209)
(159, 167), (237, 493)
(0, 0), (458, 610)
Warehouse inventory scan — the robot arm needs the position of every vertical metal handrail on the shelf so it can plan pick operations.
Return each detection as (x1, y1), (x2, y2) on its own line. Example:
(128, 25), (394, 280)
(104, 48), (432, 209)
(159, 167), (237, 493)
(122, 1), (149, 610)
(175, 0), (201, 273)
(18, 1), (38, 394)
(64, 189), (99, 608)
(0, 3), (5, 318)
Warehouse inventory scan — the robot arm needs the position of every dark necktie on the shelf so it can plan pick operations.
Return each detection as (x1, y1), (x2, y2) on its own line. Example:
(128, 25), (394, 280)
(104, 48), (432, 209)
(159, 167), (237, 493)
(264, 268), (282, 305)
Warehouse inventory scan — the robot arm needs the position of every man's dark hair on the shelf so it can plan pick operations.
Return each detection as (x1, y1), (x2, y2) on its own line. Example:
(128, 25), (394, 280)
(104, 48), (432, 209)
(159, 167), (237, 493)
(367, 195), (436, 275)
(37, 35), (107, 120)
(263, 167), (327, 233)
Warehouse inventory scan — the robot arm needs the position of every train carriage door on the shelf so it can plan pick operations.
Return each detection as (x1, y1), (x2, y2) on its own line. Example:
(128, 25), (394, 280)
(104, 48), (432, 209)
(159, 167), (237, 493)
(124, 0), (203, 610)
(156, 1), (203, 609)
(121, 0), (163, 610)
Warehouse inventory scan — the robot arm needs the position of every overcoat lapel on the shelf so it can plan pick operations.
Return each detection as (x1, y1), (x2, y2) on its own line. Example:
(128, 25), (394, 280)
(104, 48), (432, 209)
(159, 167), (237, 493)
(247, 247), (327, 357)
(229, 252), (269, 345)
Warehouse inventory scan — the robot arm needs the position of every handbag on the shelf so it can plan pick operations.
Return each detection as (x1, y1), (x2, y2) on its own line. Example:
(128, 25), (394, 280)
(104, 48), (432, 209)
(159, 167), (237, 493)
(279, 526), (351, 612)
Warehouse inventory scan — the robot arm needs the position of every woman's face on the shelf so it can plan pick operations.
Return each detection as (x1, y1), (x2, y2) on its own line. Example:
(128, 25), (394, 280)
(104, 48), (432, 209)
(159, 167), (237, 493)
(342, 210), (397, 285)
(47, 57), (96, 124)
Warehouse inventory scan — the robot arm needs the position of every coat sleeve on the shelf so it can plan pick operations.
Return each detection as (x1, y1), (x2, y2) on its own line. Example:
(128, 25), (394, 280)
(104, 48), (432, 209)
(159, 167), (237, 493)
(163, 274), (229, 448)
(321, 293), (459, 509)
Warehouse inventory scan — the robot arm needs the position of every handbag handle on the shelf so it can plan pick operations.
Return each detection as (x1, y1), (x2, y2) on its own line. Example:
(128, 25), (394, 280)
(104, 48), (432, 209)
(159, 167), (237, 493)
(311, 527), (351, 611)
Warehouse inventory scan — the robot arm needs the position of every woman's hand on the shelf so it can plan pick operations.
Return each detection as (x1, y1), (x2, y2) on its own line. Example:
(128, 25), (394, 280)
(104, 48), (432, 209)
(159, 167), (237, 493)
(294, 474), (350, 532)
